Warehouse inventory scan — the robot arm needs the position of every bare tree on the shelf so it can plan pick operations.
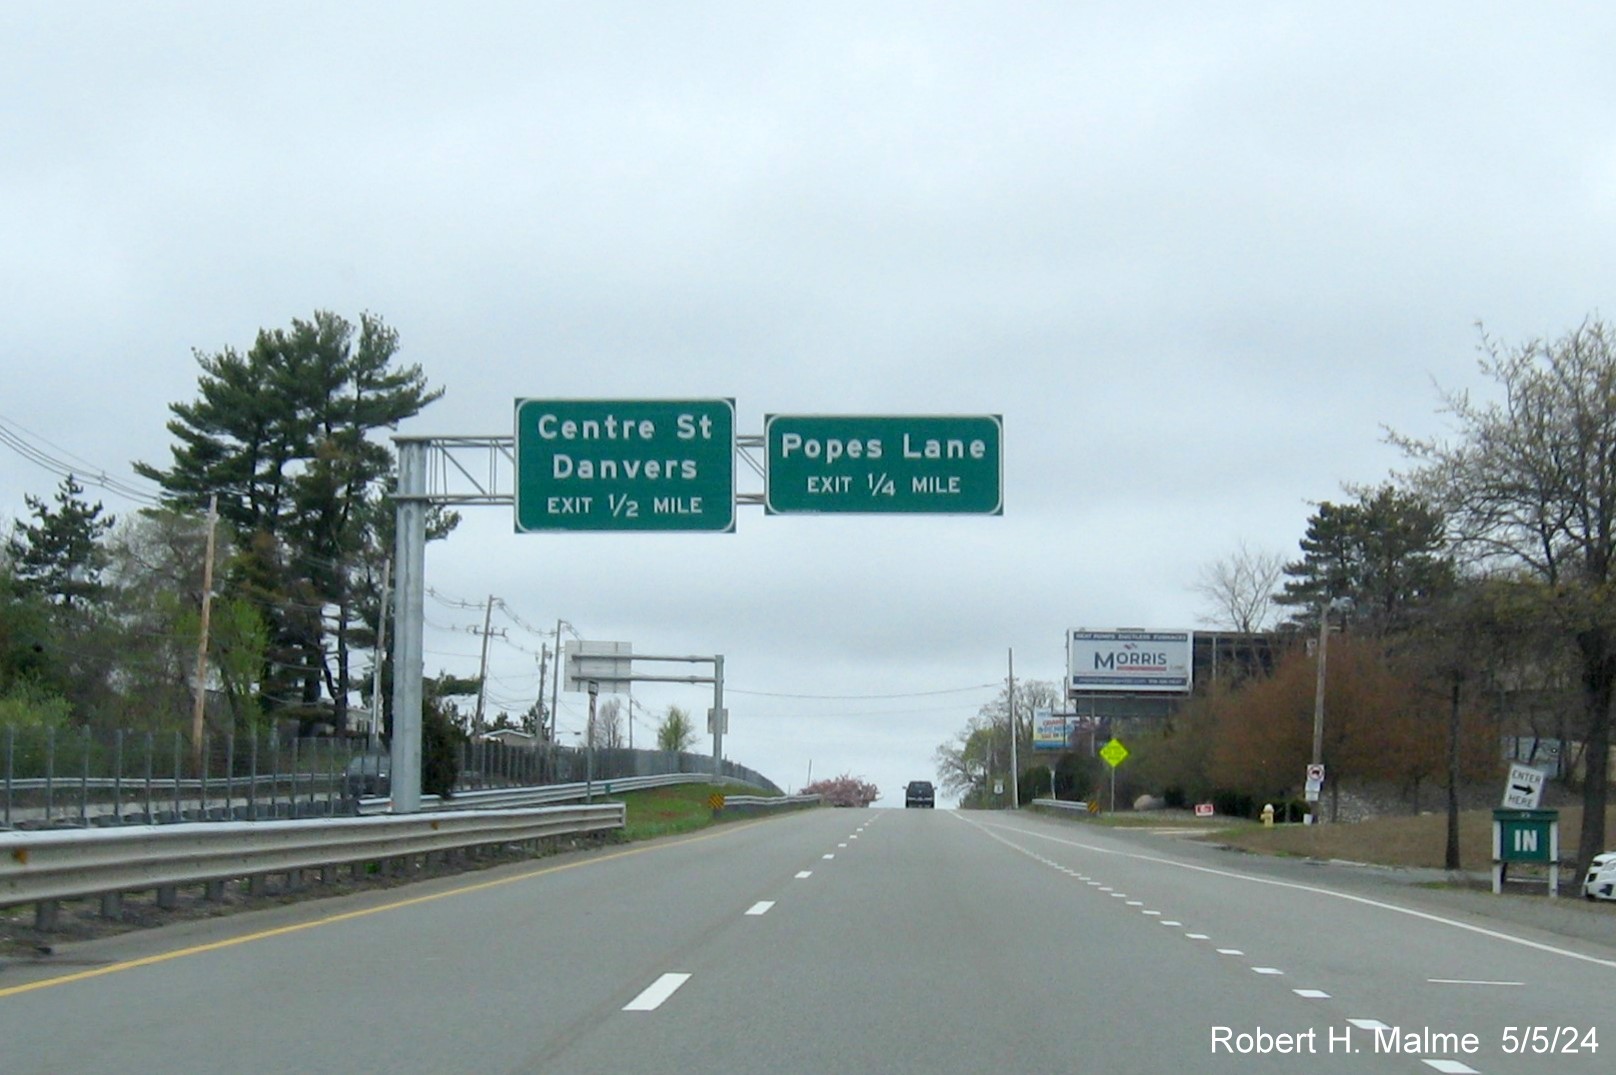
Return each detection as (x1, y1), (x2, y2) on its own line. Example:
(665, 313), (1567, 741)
(1392, 319), (1616, 878)
(596, 697), (624, 750)
(1194, 541), (1284, 632)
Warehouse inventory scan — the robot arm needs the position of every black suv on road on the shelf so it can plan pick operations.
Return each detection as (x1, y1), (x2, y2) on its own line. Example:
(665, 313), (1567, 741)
(905, 780), (935, 808)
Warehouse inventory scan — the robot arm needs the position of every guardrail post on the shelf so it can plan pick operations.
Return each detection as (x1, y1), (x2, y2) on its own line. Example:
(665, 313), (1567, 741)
(35, 899), (59, 931)
(156, 884), (178, 910)
(101, 892), (121, 918)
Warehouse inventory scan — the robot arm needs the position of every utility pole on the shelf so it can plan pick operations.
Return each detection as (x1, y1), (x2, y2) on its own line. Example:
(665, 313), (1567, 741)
(536, 643), (549, 738)
(1311, 604), (1329, 767)
(472, 595), (496, 733)
(1311, 600), (1330, 822)
(1008, 648), (1020, 810)
(190, 494), (218, 769)
(586, 679), (598, 802)
(550, 618), (564, 743)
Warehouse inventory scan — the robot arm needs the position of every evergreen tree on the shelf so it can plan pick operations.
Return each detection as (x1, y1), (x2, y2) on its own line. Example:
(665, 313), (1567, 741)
(135, 311), (449, 733)
(6, 475), (115, 609)
(1275, 485), (1452, 631)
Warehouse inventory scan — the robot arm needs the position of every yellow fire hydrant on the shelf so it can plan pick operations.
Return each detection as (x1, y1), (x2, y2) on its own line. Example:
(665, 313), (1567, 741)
(1261, 802), (1275, 828)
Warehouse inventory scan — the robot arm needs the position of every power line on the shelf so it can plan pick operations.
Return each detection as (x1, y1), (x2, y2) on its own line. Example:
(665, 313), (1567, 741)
(0, 414), (162, 506)
(726, 682), (999, 701)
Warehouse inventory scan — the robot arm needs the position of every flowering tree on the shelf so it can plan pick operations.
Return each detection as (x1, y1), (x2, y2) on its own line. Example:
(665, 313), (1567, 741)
(803, 772), (880, 807)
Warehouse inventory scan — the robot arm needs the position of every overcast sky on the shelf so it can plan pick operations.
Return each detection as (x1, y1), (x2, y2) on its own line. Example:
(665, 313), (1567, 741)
(5, 2), (1616, 803)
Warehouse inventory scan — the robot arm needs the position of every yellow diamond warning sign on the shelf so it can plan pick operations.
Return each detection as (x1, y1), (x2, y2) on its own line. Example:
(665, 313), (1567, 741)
(1099, 738), (1129, 769)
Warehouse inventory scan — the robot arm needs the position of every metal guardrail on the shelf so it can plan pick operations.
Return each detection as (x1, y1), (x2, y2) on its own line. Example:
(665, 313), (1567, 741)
(721, 794), (822, 808)
(716, 794), (822, 817)
(0, 772), (808, 926)
(354, 772), (764, 814)
(0, 804), (624, 909)
(1031, 798), (1092, 813)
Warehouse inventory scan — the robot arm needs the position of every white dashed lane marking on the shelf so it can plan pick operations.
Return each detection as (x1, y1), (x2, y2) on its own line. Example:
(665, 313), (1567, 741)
(745, 901), (775, 916)
(964, 814), (1489, 1067)
(794, 871), (812, 879)
(623, 973), (691, 1011)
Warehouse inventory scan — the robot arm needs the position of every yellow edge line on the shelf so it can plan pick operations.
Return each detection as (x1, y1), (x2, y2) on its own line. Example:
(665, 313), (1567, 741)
(0, 822), (752, 999)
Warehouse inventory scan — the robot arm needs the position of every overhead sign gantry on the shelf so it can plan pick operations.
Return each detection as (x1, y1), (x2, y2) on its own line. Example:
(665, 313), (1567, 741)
(389, 400), (1004, 812)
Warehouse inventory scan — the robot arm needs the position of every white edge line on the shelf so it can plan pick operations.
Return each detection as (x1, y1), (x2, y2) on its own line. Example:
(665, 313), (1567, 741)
(967, 816), (1616, 970)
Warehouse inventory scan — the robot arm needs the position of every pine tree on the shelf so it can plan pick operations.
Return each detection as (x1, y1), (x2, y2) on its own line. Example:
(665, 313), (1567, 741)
(5, 475), (115, 609)
(135, 311), (448, 732)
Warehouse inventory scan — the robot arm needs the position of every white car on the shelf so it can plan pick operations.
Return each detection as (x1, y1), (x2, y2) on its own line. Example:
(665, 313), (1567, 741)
(1583, 852), (1616, 901)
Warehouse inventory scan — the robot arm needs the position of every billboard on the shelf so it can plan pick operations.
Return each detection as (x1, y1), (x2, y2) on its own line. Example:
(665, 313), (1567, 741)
(1068, 629), (1193, 694)
(1032, 709), (1067, 752)
(1032, 711), (1102, 751)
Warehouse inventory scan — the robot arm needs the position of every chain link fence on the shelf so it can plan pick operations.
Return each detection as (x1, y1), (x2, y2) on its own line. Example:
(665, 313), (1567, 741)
(0, 724), (780, 829)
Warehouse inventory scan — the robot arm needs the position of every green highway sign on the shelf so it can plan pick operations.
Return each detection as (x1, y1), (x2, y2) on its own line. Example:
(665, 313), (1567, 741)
(764, 414), (1003, 515)
(514, 399), (735, 532)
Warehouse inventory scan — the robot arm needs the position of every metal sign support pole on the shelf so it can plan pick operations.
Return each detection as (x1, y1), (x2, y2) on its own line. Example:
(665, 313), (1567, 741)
(390, 439), (427, 813)
(712, 655), (725, 781)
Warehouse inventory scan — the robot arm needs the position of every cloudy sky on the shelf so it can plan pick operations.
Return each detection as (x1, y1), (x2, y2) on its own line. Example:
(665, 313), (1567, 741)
(5, 2), (1616, 803)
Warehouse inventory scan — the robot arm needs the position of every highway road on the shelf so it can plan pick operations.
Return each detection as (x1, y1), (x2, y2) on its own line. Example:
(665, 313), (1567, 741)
(1, 807), (1613, 1073)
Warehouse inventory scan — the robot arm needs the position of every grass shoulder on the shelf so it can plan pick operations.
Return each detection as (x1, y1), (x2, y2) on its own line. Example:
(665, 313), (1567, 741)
(613, 783), (781, 842)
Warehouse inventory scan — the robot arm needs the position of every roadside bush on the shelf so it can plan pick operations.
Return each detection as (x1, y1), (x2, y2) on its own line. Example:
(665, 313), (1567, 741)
(421, 703), (466, 798)
(1212, 790), (1256, 818)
